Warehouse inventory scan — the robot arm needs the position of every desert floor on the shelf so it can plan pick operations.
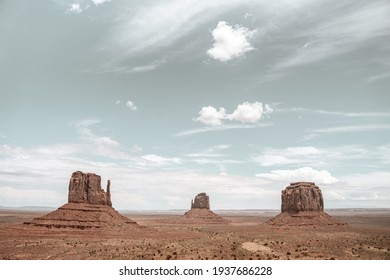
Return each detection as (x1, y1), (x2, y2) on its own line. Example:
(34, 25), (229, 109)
(0, 209), (389, 260)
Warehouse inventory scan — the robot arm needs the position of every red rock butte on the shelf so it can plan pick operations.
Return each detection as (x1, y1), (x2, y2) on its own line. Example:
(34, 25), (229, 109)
(183, 193), (228, 224)
(266, 182), (344, 227)
(25, 171), (139, 230)
(68, 171), (112, 206)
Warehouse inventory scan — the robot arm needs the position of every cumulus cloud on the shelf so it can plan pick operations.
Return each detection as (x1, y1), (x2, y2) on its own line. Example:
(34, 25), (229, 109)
(255, 167), (338, 184)
(194, 106), (226, 126)
(195, 102), (272, 126)
(126, 100), (137, 111)
(226, 102), (273, 123)
(207, 21), (256, 62)
(69, 3), (82, 13)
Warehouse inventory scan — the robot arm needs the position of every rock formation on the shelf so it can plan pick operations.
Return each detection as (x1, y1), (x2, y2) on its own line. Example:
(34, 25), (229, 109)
(191, 192), (210, 209)
(26, 171), (139, 230)
(183, 193), (228, 224)
(68, 171), (111, 206)
(281, 182), (323, 213)
(266, 182), (344, 226)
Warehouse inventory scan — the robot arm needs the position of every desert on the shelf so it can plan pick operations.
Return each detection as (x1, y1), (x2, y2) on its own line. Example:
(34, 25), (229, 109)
(0, 173), (389, 260)
(0, 208), (389, 260)
(0, 209), (390, 260)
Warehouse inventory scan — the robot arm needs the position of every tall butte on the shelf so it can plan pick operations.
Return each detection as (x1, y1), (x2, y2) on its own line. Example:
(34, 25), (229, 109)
(182, 192), (228, 224)
(266, 182), (344, 226)
(26, 171), (139, 230)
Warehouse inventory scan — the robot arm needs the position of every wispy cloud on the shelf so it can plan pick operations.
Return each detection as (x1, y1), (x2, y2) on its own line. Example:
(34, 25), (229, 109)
(253, 146), (323, 167)
(130, 59), (166, 73)
(366, 71), (390, 84)
(110, 0), (243, 56)
(276, 1), (390, 70)
(184, 144), (230, 158)
(278, 107), (390, 117)
(252, 144), (389, 170)
(141, 154), (182, 166)
(305, 124), (390, 140)
(174, 122), (273, 137)
(253, 0), (390, 82)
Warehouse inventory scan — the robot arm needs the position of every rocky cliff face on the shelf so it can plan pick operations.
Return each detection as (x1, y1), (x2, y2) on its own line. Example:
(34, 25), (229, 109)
(68, 171), (112, 206)
(191, 192), (210, 210)
(281, 182), (324, 213)
(266, 182), (343, 226)
(26, 171), (140, 230)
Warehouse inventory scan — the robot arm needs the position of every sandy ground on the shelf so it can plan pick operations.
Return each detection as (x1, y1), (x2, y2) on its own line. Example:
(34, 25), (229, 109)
(0, 209), (389, 260)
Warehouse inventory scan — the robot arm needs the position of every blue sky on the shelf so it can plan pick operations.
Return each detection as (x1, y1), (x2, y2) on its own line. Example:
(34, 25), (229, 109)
(0, 0), (389, 210)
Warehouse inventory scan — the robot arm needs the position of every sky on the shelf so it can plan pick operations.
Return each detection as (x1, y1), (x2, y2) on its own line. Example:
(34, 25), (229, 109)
(0, 0), (389, 210)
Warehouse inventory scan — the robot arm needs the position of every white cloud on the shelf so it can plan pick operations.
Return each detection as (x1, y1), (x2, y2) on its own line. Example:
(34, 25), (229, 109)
(313, 124), (390, 134)
(69, 3), (82, 14)
(175, 123), (272, 137)
(126, 100), (137, 111)
(278, 107), (390, 117)
(130, 59), (166, 73)
(194, 106), (226, 126)
(115, 100), (121, 104)
(253, 146), (323, 166)
(207, 21), (256, 62)
(255, 167), (339, 184)
(252, 144), (390, 170)
(90, 0), (111, 6)
(1, 141), (389, 209)
(226, 102), (273, 123)
(141, 154), (182, 166)
(244, 12), (256, 22)
(110, 0), (244, 58)
(73, 119), (134, 160)
(366, 71), (390, 84)
(185, 144), (230, 158)
(302, 39), (322, 49)
(305, 124), (390, 140)
(195, 102), (272, 126)
(271, 1), (390, 72)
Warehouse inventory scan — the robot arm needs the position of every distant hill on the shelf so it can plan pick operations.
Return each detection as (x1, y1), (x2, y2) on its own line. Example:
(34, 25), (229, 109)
(0, 206), (56, 212)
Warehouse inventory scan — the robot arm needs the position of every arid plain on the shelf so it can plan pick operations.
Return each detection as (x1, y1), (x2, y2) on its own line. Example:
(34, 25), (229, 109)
(0, 208), (389, 260)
